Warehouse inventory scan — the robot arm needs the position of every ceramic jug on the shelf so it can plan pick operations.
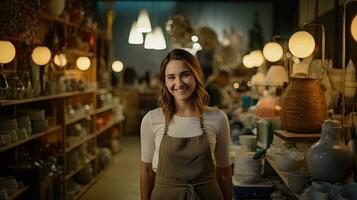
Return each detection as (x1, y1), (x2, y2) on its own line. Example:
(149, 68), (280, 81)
(306, 119), (354, 183)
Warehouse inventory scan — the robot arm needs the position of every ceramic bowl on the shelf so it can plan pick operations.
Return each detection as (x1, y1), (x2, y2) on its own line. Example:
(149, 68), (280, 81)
(274, 153), (304, 172)
(287, 171), (310, 194)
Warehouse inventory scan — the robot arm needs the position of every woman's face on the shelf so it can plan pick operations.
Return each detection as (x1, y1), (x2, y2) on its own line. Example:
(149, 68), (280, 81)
(165, 60), (196, 103)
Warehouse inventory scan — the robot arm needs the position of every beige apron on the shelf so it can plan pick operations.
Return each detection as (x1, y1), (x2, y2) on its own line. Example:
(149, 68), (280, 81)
(150, 118), (224, 200)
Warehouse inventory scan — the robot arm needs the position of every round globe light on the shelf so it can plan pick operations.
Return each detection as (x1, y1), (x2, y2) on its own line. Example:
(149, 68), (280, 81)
(288, 31), (315, 58)
(242, 54), (254, 68)
(76, 56), (91, 70)
(0, 41), (16, 64)
(351, 15), (357, 42)
(250, 50), (265, 67)
(263, 42), (283, 62)
(31, 46), (52, 65)
(112, 60), (124, 72)
(54, 53), (67, 67)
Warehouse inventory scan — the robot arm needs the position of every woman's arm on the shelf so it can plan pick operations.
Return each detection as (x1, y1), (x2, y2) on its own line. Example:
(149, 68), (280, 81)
(140, 161), (156, 200)
(216, 166), (233, 200)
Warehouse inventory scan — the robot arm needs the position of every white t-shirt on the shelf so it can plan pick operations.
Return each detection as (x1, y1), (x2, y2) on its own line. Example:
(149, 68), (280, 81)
(140, 107), (232, 172)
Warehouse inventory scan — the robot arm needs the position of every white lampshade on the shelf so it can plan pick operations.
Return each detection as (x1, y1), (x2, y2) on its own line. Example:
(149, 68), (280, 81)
(31, 46), (52, 66)
(288, 31), (315, 58)
(152, 27), (166, 50)
(265, 65), (289, 86)
(112, 60), (124, 72)
(250, 50), (265, 67)
(54, 53), (67, 67)
(263, 42), (283, 62)
(242, 54), (254, 68)
(144, 32), (155, 49)
(0, 41), (16, 64)
(136, 9), (151, 33)
(128, 21), (144, 44)
(351, 15), (357, 42)
(76, 56), (91, 70)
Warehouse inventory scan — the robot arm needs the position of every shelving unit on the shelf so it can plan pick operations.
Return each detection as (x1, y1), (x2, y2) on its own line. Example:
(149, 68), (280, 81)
(0, 3), (121, 199)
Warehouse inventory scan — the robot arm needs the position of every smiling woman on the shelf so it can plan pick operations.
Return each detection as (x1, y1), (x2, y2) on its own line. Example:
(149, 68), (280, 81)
(140, 49), (232, 200)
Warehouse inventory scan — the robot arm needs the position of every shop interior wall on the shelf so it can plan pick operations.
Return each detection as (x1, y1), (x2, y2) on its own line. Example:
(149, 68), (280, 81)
(96, 1), (275, 79)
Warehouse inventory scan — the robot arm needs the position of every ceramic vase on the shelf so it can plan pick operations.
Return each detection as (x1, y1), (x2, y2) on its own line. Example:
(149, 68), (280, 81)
(306, 119), (354, 183)
(281, 77), (327, 133)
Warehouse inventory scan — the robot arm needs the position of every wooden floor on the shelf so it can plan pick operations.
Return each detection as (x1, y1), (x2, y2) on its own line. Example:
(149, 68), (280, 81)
(82, 135), (141, 200)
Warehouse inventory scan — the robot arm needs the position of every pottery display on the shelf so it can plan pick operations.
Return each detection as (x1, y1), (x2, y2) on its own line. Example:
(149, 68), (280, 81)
(281, 77), (327, 133)
(306, 119), (354, 183)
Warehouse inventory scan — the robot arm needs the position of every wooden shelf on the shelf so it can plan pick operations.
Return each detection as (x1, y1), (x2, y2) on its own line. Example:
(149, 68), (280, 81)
(66, 154), (96, 180)
(8, 185), (30, 200)
(0, 89), (97, 106)
(274, 130), (321, 142)
(39, 12), (96, 34)
(66, 48), (95, 57)
(65, 113), (91, 125)
(73, 160), (113, 200)
(65, 134), (93, 153)
(92, 105), (113, 115)
(93, 121), (115, 138)
(0, 126), (61, 153)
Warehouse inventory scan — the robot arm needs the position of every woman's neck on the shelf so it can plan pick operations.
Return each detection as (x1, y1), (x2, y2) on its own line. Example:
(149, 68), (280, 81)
(175, 100), (197, 117)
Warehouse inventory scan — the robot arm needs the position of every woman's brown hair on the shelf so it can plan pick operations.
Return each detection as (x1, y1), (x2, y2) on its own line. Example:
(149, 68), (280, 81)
(159, 49), (209, 124)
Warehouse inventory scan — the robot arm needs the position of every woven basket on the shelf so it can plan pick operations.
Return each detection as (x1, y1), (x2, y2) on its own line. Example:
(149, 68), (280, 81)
(281, 77), (327, 133)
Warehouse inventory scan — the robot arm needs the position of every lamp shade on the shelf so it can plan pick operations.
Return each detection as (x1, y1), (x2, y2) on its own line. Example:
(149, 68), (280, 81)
(0, 41), (16, 64)
(112, 60), (124, 72)
(263, 42), (283, 62)
(152, 27), (166, 50)
(136, 9), (151, 33)
(144, 32), (155, 49)
(54, 53), (67, 67)
(265, 65), (289, 86)
(351, 15), (357, 42)
(242, 54), (254, 68)
(128, 21), (143, 44)
(31, 46), (51, 66)
(76, 56), (91, 70)
(288, 31), (315, 58)
(250, 50), (265, 67)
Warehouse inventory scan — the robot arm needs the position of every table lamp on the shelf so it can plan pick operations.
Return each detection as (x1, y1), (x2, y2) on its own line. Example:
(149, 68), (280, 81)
(0, 41), (16, 99)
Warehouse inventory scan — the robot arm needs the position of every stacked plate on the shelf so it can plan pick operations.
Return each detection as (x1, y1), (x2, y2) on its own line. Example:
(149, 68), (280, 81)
(75, 165), (93, 184)
(99, 148), (112, 168)
(0, 176), (17, 196)
(234, 151), (261, 184)
(17, 116), (31, 135)
(0, 190), (7, 200)
(32, 119), (49, 133)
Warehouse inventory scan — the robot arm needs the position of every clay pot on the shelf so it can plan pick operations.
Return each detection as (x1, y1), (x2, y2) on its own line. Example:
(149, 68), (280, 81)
(281, 77), (327, 133)
(306, 119), (354, 183)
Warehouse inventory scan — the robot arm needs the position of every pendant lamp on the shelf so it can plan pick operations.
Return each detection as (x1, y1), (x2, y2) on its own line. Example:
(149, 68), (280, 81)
(76, 56), (91, 71)
(112, 60), (124, 72)
(263, 42), (283, 62)
(136, 9), (151, 33)
(128, 21), (143, 44)
(152, 27), (166, 50)
(144, 31), (155, 49)
(288, 31), (315, 58)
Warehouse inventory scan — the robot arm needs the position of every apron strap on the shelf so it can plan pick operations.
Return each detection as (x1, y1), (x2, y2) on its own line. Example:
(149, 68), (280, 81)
(164, 116), (206, 136)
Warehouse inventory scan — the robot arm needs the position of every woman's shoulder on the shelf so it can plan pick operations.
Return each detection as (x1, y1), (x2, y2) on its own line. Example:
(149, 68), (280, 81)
(143, 108), (165, 123)
(203, 106), (228, 120)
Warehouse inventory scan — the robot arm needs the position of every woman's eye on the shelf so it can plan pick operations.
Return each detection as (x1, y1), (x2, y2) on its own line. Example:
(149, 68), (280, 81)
(167, 76), (175, 80)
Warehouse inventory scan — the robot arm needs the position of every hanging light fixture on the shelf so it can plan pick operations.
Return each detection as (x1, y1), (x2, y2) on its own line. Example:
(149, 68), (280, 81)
(242, 54), (254, 68)
(0, 41), (16, 64)
(112, 60), (124, 72)
(263, 42), (283, 62)
(288, 31), (315, 58)
(31, 46), (52, 66)
(152, 26), (166, 50)
(54, 53), (67, 67)
(76, 56), (91, 71)
(136, 9), (151, 33)
(250, 50), (265, 67)
(128, 21), (143, 44)
(144, 31), (155, 49)
(265, 65), (289, 86)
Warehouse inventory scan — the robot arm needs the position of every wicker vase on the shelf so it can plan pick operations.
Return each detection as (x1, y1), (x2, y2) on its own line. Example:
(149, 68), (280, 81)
(281, 77), (327, 133)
